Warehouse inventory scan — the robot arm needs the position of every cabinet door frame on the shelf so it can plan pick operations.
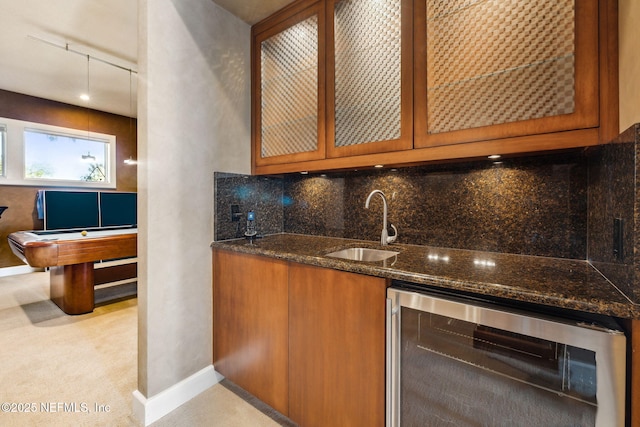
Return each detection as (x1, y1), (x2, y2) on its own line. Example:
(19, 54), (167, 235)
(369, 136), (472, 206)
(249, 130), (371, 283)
(252, 0), (327, 168)
(326, 0), (414, 158)
(414, 0), (602, 149)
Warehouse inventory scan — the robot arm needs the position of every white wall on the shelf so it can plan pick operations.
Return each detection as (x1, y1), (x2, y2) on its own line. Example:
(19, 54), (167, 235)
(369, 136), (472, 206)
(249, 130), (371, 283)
(619, 0), (640, 131)
(136, 0), (250, 421)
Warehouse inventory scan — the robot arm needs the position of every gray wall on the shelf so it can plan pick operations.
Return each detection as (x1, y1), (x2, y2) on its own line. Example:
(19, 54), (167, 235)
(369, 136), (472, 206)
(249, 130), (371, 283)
(138, 0), (250, 399)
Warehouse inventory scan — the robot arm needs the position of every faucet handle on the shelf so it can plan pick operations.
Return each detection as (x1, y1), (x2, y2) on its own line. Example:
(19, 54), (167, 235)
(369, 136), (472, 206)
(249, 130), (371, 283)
(387, 224), (398, 244)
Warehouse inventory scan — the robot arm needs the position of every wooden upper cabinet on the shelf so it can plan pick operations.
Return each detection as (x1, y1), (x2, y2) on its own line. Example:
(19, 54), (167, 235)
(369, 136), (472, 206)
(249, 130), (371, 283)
(326, 0), (413, 158)
(252, 0), (617, 173)
(252, 0), (326, 167)
(414, 0), (614, 150)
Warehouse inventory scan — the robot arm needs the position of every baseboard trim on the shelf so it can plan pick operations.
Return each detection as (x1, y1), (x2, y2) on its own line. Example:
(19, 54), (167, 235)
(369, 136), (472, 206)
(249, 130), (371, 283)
(0, 265), (43, 278)
(132, 365), (222, 426)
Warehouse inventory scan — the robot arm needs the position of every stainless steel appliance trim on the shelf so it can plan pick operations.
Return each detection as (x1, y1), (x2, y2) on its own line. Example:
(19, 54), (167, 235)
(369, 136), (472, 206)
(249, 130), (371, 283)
(385, 297), (392, 427)
(387, 294), (400, 427)
(387, 288), (626, 427)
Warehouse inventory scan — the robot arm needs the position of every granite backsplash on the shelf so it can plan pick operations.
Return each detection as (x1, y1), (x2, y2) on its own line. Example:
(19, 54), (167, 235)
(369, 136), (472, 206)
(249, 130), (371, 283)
(587, 124), (640, 301)
(285, 154), (589, 259)
(216, 151), (590, 259)
(214, 172), (284, 241)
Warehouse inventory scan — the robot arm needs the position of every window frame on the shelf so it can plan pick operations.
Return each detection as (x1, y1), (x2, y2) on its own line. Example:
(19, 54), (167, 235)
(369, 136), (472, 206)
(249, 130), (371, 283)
(0, 117), (116, 189)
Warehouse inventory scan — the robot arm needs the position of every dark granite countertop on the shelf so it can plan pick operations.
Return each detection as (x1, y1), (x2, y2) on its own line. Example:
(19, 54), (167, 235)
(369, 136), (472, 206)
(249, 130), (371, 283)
(211, 233), (640, 319)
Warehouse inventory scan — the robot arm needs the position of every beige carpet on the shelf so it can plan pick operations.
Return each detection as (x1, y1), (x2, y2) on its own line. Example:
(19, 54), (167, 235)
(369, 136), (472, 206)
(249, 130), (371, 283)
(0, 271), (282, 426)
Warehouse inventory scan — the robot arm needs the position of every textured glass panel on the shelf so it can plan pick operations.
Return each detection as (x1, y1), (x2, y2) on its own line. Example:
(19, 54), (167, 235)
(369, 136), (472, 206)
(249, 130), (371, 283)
(426, 0), (576, 134)
(261, 16), (318, 158)
(334, 0), (402, 147)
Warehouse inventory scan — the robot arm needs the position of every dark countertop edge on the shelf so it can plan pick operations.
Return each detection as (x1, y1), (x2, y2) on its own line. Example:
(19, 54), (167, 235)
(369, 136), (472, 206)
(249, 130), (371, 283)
(211, 235), (640, 320)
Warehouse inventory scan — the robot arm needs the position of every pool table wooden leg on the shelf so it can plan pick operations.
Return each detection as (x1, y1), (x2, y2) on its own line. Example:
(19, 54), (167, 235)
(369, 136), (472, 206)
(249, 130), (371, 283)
(50, 263), (95, 315)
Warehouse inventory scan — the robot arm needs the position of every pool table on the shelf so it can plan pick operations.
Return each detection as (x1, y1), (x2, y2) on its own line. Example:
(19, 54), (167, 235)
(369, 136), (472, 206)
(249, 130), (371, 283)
(8, 228), (137, 314)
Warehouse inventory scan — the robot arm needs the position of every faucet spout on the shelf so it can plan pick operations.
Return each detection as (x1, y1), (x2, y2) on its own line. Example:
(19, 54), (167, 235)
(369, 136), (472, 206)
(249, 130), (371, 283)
(365, 190), (398, 246)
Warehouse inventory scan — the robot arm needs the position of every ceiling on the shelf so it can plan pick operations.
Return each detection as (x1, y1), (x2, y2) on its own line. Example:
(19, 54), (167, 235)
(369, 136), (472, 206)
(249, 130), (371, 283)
(0, 0), (294, 119)
(213, 0), (297, 25)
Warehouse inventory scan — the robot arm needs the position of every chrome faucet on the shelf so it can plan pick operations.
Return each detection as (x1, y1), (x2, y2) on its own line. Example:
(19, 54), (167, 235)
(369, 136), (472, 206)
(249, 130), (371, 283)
(365, 189), (398, 246)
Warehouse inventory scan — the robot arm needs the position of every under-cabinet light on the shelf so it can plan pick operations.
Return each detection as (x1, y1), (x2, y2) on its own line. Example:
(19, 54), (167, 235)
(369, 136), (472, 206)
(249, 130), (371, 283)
(474, 259), (496, 268)
(488, 154), (501, 160)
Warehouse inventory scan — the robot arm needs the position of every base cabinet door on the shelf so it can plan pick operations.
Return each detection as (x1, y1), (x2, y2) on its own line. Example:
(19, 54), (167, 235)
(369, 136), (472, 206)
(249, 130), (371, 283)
(288, 262), (388, 427)
(212, 250), (289, 415)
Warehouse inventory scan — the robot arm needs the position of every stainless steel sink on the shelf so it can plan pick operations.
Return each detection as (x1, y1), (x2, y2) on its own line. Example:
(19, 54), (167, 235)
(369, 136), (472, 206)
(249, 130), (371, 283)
(325, 247), (399, 262)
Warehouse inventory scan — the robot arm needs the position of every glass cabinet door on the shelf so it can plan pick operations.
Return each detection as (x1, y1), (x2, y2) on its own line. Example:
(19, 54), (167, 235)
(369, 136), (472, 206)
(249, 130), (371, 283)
(253, 2), (326, 166)
(414, 0), (600, 148)
(326, 0), (413, 158)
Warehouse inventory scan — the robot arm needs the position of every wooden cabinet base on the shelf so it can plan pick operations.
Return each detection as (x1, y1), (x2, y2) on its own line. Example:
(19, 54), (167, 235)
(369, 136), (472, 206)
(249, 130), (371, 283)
(289, 263), (388, 427)
(50, 263), (95, 315)
(213, 250), (289, 415)
(213, 250), (389, 425)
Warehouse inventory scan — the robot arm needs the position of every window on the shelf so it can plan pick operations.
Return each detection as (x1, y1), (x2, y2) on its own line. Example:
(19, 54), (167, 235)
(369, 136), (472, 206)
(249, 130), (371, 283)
(24, 129), (109, 183)
(0, 117), (116, 188)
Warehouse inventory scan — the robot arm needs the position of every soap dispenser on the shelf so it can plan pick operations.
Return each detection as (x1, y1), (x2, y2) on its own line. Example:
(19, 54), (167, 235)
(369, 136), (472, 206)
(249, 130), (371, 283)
(244, 210), (257, 239)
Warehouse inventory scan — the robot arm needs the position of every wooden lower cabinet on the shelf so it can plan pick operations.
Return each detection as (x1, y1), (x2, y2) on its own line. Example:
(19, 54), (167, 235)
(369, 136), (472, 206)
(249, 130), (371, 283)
(632, 320), (640, 426)
(213, 250), (388, 426)
(212, 250), (289, 415)
(288, 262), (388, 427)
